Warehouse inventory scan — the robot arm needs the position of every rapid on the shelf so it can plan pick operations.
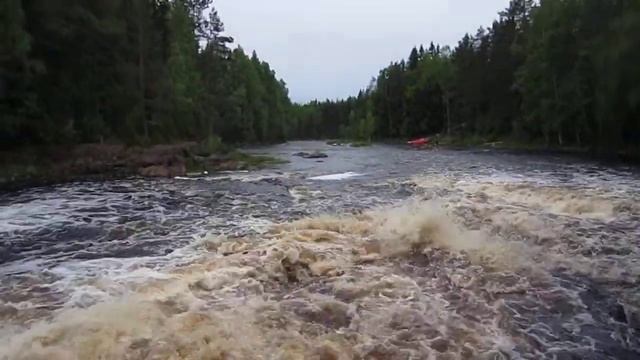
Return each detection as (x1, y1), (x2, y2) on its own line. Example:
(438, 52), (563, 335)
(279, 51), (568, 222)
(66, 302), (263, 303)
(0, 141), (638, 359)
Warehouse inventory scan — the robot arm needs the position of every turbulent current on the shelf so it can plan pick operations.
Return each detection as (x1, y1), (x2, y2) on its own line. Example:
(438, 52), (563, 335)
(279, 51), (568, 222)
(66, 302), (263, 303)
(0, 141), (639, 359)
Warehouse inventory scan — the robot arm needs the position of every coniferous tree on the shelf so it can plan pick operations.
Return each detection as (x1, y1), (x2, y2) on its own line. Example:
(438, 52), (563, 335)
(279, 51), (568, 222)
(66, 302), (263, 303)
(291, 0), (639, 157)
(1, 0), (294, 148)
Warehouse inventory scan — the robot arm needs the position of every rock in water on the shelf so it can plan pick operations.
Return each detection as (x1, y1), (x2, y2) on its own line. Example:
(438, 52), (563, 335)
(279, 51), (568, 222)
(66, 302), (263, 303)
(138, 162), (186, 178)
(611, 303), (628, 323)
(294, 151), (328, 159)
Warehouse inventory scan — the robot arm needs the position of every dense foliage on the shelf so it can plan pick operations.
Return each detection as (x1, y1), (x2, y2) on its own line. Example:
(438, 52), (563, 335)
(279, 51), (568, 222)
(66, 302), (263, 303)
(293, 0), (640, 156)
(0, 0), (292, 148)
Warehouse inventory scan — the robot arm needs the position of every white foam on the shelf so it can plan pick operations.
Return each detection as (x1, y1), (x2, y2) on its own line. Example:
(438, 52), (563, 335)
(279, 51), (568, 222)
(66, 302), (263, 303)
(0, 199), (71, 232)
(0, 259), (44, 276)
(204, 172), (288, 183)
(309, 172), (364, 181)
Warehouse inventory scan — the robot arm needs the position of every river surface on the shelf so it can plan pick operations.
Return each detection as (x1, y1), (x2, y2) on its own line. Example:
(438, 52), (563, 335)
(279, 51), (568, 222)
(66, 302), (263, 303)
(0, 141), (639, 359)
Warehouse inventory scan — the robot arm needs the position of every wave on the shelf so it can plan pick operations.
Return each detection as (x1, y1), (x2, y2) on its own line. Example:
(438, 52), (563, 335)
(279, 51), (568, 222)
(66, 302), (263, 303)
(2, 174), (639, 359)
(0, 200), (525, 359)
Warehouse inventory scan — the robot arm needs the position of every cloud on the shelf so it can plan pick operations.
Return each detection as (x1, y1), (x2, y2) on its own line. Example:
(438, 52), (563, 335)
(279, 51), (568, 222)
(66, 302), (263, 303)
(216, 0), (511, 102)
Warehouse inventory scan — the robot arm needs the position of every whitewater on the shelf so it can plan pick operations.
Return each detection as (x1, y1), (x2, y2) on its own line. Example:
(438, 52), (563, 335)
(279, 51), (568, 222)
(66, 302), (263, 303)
(0, 142), (638, 359)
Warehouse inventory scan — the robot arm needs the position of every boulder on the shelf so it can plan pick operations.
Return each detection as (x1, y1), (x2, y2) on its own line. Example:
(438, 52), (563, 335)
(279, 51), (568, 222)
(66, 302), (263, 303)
(294, 151), (328, 159)
(138, 162), (186, 178)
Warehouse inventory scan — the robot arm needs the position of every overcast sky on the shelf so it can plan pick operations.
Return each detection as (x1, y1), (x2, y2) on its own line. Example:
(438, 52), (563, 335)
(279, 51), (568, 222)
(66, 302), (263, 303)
(216, 0), (510, 103)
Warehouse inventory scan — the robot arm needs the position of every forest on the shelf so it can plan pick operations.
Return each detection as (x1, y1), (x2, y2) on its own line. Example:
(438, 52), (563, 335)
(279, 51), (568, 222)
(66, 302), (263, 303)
(1, 0), (639, 158)
(0, 0), (292, 148)
(293, 0), (640, 157)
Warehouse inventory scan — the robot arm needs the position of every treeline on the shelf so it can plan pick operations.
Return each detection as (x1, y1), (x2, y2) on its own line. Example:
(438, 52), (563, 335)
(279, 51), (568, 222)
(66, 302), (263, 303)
(0, 0), (292, 149)
(293, 0), (640, 156)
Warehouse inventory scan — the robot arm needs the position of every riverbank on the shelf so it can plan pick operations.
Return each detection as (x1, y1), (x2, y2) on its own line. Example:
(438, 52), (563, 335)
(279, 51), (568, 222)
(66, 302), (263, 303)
(0, 143), (284, 192)
(432, 136), (640, 164)
(2, 138), (636, 192)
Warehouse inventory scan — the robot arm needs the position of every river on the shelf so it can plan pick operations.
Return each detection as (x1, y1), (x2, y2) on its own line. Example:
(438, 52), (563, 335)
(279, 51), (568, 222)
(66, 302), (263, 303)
(0, 141), (639, 359)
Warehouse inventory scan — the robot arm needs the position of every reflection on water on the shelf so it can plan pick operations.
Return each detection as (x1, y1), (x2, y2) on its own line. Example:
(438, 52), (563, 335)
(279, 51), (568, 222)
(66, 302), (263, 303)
(0, 141), (639, 359)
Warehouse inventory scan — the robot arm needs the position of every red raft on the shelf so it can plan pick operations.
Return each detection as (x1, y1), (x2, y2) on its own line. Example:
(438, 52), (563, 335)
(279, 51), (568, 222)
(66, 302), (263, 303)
(407, 137), (430, 148)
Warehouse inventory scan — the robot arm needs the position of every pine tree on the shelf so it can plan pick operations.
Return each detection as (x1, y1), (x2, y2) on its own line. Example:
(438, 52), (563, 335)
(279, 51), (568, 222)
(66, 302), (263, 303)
(408, 47), (420, 70)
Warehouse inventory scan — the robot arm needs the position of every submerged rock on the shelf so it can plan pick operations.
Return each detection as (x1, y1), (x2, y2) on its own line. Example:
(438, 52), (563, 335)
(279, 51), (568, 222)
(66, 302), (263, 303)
(294, 151), (328, 159)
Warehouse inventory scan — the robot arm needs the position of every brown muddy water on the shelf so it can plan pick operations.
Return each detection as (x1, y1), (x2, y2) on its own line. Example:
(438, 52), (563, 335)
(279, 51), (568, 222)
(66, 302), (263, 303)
(0, 141), (639, 359)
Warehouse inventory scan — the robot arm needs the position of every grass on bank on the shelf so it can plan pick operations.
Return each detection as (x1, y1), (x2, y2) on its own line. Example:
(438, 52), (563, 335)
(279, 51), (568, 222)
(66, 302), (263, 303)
(0, 137), (288, 190)
(185, 151), (287, 174)
(187, 135), (288, 173)
(229, 151), (288, 167)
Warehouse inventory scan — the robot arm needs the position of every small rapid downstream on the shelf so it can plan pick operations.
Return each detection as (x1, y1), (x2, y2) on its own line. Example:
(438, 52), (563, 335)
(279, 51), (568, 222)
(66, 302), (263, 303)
(0, 141), (639, 359)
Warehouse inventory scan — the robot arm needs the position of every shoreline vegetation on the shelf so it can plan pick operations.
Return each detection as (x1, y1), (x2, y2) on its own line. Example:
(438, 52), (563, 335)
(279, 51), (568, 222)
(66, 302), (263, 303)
(2, 1), (293, 158)
(0, 142), (285, 192)
(437, 136), (640, 163)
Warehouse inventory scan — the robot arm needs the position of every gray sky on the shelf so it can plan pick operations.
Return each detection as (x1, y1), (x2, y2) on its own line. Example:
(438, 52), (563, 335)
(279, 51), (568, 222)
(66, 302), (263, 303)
(216, 0), (511, 103)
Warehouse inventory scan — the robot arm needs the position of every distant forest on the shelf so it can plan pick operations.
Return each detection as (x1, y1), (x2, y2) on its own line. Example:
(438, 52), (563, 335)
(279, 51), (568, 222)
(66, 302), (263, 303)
(293, 0), (640, 157)
(2, 0), (639, 157)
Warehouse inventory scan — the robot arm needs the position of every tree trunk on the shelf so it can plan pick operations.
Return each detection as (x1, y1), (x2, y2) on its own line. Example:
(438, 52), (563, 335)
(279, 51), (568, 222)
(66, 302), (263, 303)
(558, 129), (563, 146)
(544, 126), (550, 147)
(445, 94), (451, 136)
(552, 74), (561, 147)
(138, 6), (148, 142)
